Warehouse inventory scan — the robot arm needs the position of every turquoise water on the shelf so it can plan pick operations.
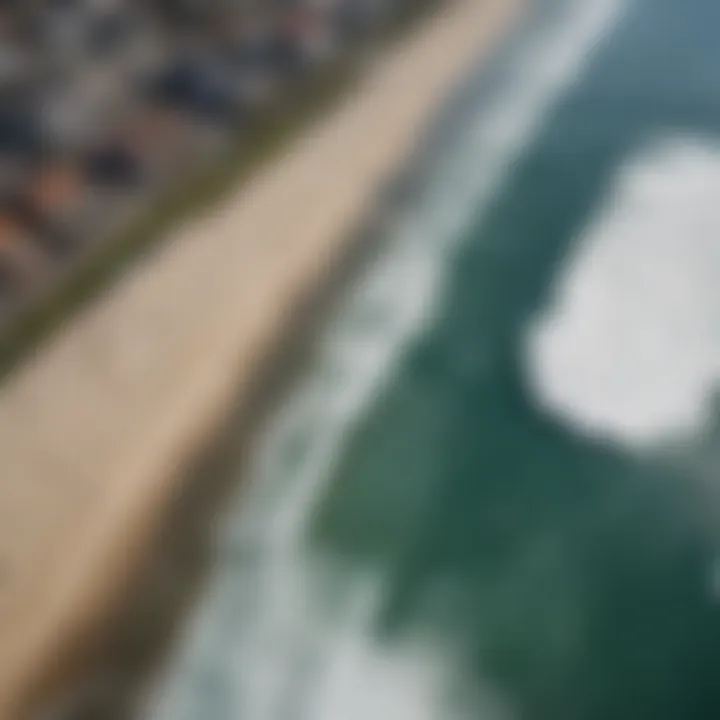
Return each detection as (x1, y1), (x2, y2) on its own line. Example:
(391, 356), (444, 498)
(152, 1), (720, 718)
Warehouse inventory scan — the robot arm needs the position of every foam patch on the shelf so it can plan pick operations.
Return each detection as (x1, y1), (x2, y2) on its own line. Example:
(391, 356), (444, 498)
(527, 136), (720, 447)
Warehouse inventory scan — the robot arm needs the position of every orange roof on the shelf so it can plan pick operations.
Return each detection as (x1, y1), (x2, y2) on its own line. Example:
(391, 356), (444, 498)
(0, 213), (26, 249)
(27, 163), (83, 213)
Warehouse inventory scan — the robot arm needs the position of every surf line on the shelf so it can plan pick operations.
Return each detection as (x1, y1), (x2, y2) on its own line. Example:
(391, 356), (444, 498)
(151, 2), (632, 719)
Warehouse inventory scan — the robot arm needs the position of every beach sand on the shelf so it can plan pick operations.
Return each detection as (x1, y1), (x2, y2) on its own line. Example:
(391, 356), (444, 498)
(0, 1), (520, 716)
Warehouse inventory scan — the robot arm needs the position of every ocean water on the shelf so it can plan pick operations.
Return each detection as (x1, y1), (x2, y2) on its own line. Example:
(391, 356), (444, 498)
(150, 1), (720, 718)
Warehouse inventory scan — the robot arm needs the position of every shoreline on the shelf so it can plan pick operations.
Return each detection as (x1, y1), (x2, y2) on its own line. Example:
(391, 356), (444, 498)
(0, 1), (521, 716)
(51, 172), (407, 719)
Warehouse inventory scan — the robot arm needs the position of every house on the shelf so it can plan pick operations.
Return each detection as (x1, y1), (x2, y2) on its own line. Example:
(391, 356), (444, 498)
(18, 158), (87, 257)
(0, 209), (46, 299)
(119, 104), (191, 181)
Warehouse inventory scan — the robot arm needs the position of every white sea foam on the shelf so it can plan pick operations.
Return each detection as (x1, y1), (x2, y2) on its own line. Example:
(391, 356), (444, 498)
(149, 2), (629, 719)
(527, 136), (720, 448)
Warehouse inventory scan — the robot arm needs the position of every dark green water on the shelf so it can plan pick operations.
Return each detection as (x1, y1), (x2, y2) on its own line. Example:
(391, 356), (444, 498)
(310, 0), (720, 717)
(153, 1), (720, 718)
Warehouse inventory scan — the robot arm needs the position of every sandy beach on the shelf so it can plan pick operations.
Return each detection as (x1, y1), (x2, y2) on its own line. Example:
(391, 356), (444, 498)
(0, 0), (520, 715)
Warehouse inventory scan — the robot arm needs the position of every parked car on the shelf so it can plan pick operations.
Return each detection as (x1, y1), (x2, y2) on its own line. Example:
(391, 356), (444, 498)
(0, 103), (44, 160)
(146, 56), (245, 123)
(84, 137), (145, 188)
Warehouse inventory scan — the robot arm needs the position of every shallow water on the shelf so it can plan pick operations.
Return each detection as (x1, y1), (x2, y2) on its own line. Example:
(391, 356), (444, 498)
(150, 1), (720, 718)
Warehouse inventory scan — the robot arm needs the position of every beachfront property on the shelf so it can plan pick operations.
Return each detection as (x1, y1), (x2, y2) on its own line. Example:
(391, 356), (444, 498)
(0, 0), (418, 333)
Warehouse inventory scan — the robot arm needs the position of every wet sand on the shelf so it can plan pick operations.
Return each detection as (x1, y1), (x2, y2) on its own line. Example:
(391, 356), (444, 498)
(0, 1), (520, 716)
